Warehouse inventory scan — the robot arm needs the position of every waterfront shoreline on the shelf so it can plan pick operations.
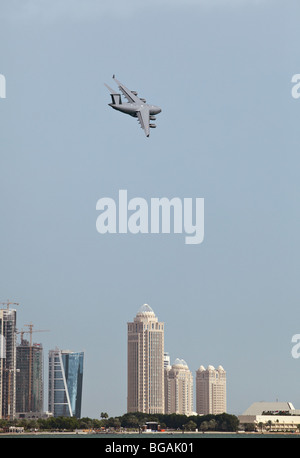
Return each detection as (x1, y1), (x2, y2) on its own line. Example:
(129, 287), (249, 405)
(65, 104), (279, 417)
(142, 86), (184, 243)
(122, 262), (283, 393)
(0, 430), (299, 437)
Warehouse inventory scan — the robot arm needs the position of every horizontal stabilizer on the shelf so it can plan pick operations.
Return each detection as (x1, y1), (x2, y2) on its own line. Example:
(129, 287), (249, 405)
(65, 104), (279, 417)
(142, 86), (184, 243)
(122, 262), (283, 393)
(104, 83), (122, 104)
(104, 83), (115, 93)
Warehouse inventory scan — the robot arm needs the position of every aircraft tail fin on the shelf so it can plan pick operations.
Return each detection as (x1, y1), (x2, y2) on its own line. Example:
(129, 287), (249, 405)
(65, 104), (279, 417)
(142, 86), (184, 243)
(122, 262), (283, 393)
(110, 93), (122, 105)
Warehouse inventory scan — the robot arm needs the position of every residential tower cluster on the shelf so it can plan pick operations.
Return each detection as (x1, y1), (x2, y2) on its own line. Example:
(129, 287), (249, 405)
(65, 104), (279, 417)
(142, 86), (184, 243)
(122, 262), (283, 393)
(127, 304), (226, 416)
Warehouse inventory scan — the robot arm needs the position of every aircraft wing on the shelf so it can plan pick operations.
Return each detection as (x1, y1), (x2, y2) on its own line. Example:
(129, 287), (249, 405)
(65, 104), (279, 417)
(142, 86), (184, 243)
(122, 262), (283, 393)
(137, 107), (150, 137)
(113, 76), (141, 104)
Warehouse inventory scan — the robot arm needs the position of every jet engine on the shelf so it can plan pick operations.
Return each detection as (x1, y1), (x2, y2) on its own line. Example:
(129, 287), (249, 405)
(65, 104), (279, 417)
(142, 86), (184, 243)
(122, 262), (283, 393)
(150, 115), (156, 120)
(149, 123), (156, 128)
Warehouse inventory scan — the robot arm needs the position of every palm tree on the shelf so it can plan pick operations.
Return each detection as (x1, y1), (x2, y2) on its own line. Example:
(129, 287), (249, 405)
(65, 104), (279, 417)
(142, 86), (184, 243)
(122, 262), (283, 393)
(266, 420), (272, 432)
(258, 421), (264, 433)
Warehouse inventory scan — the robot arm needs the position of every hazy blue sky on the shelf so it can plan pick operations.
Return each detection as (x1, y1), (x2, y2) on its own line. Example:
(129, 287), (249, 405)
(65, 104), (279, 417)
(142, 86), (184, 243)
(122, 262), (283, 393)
(1, 0), (300, 418)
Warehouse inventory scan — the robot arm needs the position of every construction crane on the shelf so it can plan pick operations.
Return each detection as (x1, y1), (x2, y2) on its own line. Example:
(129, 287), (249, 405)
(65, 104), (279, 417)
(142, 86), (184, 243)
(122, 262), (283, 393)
(0, 299), (19, 310)
(17, 323), (50, 412)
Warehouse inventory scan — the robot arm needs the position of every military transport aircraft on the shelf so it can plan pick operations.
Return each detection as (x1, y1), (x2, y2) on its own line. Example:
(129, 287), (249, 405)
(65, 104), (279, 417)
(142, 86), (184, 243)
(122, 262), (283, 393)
(104, 75), (161, 137)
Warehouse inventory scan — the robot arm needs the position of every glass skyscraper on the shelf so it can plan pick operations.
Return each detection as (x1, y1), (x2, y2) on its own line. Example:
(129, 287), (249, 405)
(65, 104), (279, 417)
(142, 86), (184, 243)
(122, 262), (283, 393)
(48, 348), (84, 418)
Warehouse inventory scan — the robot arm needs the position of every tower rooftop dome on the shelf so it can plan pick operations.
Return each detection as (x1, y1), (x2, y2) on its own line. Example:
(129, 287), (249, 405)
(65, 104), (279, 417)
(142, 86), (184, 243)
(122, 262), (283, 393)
(173, 358), (188, 367)
(136, 303), (155, 316)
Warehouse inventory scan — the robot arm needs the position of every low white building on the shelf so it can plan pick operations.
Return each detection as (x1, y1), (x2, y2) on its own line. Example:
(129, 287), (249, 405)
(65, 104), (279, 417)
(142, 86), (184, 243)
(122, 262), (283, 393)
(8, 426), (24, 433)
(239, 402), (300, 432)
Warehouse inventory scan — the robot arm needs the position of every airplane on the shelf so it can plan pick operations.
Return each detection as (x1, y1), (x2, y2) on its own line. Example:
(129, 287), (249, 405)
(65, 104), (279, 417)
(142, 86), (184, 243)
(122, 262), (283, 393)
(104, 75), (161, 137)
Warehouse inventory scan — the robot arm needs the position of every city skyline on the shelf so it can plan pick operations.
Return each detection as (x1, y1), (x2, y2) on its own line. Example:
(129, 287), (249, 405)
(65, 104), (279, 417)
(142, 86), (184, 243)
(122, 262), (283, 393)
(0, 301), (227, 420)
(0, 302), (84, 420)
(0, 299), (298, 421)
(1, 0), (300, 419)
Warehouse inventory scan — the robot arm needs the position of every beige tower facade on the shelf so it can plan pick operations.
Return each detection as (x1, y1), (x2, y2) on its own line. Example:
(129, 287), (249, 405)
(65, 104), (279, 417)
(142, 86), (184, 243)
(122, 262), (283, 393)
(196, 365), (226, 415)
(165, 358), (193, 416)
(127, 304), (164, 414)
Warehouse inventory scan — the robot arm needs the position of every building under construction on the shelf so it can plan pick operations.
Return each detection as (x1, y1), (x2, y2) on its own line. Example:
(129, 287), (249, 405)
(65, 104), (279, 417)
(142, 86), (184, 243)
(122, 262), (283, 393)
(0, 305), (18, 419)
(16, 336), (43, 413)
(0, 300), (48, 419)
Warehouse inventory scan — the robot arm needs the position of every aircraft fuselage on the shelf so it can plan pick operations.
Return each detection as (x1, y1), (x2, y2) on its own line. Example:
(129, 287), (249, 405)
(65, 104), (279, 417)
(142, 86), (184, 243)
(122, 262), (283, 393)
(109, 102), (161, 117)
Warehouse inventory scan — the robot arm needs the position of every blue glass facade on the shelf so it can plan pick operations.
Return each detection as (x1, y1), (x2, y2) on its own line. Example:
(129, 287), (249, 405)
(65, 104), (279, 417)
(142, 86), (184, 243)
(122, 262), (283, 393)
(49, 349), (84, 418)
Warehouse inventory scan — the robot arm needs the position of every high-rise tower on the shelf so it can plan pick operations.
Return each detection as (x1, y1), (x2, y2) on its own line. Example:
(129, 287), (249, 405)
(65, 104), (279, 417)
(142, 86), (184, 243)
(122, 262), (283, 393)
(48, 348), (84, 418)
(0, 305), (18, 419)
(196, 365), (226, 415)
(127, 304), (164, 414)
(165, 358), (193, 416)
(16, 337), (43, 414)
